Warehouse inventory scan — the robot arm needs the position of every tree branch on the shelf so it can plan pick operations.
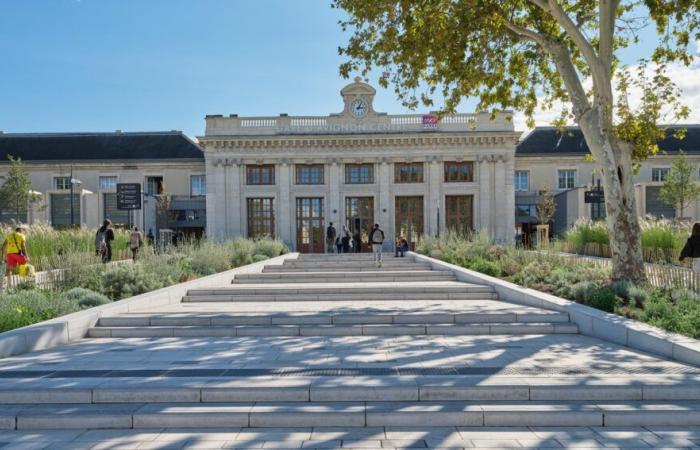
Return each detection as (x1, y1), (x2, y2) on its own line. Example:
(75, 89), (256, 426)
(599, 0), (619, 75)
(501, 19), (547, 45)
(528, 0), (602, 74)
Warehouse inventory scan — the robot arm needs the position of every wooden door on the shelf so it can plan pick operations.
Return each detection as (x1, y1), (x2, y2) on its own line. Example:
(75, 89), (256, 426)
(296, 197), (325, 253)
(395, 196), (424, 249)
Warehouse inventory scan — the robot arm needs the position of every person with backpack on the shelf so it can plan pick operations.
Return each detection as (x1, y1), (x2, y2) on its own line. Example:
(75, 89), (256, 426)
(680, 222), (700, 272)
(369, 223), (385, 267)
(96, 219), (115, 263)
(326, 222), (337, 254)
(2, 225), (29, 280)
(129, 226), (144, 260)
(341, 225), (351, 253)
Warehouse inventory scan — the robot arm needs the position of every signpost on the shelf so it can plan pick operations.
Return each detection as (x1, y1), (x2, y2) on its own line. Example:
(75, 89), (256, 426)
(117, 183), (142, 229)
(584, 179), (605, 220)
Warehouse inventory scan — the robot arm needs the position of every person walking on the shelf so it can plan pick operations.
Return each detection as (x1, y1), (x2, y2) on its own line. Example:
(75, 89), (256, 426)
(395, 236), (409, 257)
(326, 222), (337, 254)
(353, 231), (362, 253)
(335, 235), (343, 254)
(96, 219), (115, 263)
(680, 223), (700, 272)
(2, 225), (29, 281)
(369, 223), (385, 268)
(341, 225), (351, 253)
(129, 226), (144, 260)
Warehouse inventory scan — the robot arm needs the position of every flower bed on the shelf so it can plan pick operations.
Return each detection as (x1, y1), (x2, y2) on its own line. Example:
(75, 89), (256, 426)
(417, 231), (700, 338)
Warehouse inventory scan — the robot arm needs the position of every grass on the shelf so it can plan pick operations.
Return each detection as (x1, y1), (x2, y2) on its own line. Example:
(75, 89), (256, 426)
(0, 223), (129, 271)
(563, 217), (687, 263)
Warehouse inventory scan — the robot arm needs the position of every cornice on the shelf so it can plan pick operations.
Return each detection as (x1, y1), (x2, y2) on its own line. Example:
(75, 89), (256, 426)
(198, 132), (521, 152)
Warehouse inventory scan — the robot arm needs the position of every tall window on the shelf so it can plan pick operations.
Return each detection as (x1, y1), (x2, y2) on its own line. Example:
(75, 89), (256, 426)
(345, 164), (374, 184)
(557, 169), (576, 189)
(146, 176), (164, 195)
(445, 195), (474, 234)
(295, 164), (324, 185)
(54, 177), (71, 190)
(444, 162), (474, 182)
(394, 162), (424, 183)
(247, 198), (275, 238)
(246, 165), (275, 185)
(514, 171), (529, 191)
(191, 175), (206, 196)
(652, 168), (670, 182)
(99, 176), (118, 190)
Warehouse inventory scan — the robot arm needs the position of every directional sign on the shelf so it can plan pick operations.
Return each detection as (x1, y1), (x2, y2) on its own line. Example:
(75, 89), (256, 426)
(117, 183), (142, 210)
(584, 189), (605, 204)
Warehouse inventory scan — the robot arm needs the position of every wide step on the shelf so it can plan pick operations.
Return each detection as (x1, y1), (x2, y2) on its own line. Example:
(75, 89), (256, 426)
(5, 401), (700, 429)
(234, 270), (455, 283)
(89, 322), (578, 337)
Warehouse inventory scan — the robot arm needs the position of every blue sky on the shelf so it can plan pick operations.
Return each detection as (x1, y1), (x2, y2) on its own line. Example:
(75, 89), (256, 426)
(0, 0), (696, 137)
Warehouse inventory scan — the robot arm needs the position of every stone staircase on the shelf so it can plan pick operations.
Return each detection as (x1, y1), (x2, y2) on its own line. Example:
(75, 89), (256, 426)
(2, 253), (700, 434)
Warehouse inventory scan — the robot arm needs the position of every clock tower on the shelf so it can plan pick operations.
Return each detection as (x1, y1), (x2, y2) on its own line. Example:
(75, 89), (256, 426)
(340, 77), (376, 119)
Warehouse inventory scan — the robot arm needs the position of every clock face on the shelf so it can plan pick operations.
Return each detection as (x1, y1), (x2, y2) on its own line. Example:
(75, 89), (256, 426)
(350, 99), (369, 118)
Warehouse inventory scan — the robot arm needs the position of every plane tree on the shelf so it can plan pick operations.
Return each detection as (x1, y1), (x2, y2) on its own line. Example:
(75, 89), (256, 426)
(334, 0), (699, 282)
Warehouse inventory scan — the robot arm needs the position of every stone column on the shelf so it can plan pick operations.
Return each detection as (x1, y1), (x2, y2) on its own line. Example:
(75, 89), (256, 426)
(205, 158), (226, 239)
(428, 157), (441, 235)
(329, 160), (341, 227)
(493, 154), (507, 242)
(378, 159), (391, 247)
(278, 161), (292, 247)
(503, 154), (515, 244)
(227, 161), (242, 238)
(478, 155), (492, 237)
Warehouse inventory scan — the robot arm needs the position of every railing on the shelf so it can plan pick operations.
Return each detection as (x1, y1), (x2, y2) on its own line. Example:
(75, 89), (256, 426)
(205, 111), (514, 136)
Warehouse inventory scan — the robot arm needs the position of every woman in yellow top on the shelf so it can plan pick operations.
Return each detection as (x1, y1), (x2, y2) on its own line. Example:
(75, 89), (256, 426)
(2, 226), (29, 278)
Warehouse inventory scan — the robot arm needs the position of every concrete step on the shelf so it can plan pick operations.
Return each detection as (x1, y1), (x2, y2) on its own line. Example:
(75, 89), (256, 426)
(282, 260), (423, 267)
(233, 271), (455, 284)
(2, 376), (700, 405)
(88, 322), (579, 338)
(183, 292), (498, 302)
(97, 310), (571, 327)
(296, 254), (410, 261)
(6, 401), (700, 429)
(264, 265), (432, 272)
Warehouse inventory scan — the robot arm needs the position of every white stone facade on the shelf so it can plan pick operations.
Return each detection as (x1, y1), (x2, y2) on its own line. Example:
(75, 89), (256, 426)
(199, 78), (519, 251)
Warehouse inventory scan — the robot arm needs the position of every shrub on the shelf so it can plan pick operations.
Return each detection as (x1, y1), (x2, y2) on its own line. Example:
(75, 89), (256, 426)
(0, 290), (79, 333)
(252, 254), (269, 263)
(587, 287), (620, 313)
(60, 287), (111, 309)
(465, 257), (500, 277)
(253, 239), (289, 258)
(102, 264), (165, 300)
(610, 281), (647, 308)
(570, 281), (599, 303)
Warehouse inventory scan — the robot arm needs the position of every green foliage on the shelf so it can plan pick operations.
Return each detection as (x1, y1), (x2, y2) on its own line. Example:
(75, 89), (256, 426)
(587, 287), (620, 313)
(101, 264), (165, 300)
(0, 290), (79, 333)
(59, 287), (110, 309)
(0, 156), (41, 222)
(659, 151), (700, 217)
(626, 289), (700, 339)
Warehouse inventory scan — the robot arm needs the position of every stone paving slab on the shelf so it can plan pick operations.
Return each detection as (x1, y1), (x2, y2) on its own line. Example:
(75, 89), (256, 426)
(2, 427), (700, 449)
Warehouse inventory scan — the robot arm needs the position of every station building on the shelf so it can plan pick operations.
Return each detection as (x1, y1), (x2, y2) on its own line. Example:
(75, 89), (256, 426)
(198, 78), (520, 250)
(0, 131), (206, 235)
(0, 79), (699, 251)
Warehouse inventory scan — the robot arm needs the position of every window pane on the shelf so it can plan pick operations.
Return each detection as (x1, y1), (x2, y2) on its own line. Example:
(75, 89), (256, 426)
(345, 164), (373, 184)
(247, 165), (275, 185)
(99, 176), (118, 190)
(514, 171), (529, 191)
(295, 165), (324, 185)
(54, 177), (71, 190)
(247, 198), (275, 238)
(444, 162), (474, 182)
(395, 163), (424, 183)
(558, 170), (575, 189)
(191, 175), (206, 196)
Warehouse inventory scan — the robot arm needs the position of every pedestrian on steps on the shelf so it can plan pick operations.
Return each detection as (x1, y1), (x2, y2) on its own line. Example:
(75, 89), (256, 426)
(341, 225), (351, 253)
(369, 223), (385, 268)
(680, 222), (700, 272)
(326, 222), (337, 254)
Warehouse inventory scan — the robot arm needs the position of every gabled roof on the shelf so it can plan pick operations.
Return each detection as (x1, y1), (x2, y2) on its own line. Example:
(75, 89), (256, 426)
(516, 125), (700, 156)
(0, 131), (203, 162)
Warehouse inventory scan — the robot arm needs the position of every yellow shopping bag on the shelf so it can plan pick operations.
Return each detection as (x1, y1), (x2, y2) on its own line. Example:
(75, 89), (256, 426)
(18, 263), (35, 277)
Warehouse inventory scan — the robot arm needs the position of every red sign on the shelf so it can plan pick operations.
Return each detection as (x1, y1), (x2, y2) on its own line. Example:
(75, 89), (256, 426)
(422, 115), (438, 128)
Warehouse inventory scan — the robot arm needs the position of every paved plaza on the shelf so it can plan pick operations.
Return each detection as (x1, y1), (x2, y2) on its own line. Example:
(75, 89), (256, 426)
(2, 254), (700, 448)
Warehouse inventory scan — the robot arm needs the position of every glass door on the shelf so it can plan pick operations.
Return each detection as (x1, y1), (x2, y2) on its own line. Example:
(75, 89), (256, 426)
(395, 196), (424, 249)
(296, 197), (325, 253)
(445, 195), (474, 235)
(344, 197), (374, 252)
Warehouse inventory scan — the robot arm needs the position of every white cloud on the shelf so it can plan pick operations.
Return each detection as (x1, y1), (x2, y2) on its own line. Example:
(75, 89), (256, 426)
(513, 56), (700, 134)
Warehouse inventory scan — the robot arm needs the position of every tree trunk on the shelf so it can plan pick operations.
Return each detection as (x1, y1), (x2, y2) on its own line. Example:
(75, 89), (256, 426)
(578, 110), (646, 283)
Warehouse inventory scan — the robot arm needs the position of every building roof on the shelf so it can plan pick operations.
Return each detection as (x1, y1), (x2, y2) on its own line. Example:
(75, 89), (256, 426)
(516, 125), (700, 156)
(0, 131), (203, 162)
